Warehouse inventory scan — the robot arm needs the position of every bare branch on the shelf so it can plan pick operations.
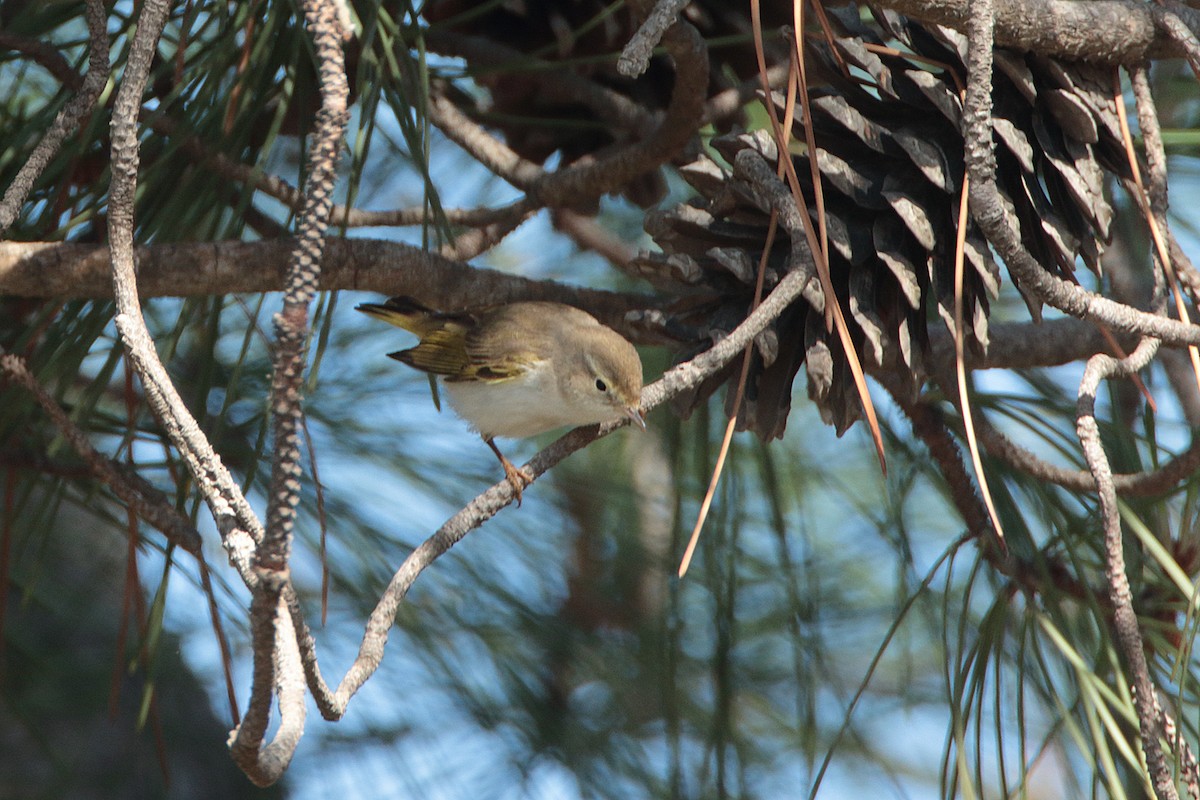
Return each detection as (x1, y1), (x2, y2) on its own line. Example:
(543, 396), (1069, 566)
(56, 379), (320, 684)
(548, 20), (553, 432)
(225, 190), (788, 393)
(230, 0), (350, 783)
(1077, 339), (1180, 800)
(894, 391), (1110, 605)
(429, 21), (708, 210)
(927, 318), (1115, 371)
(106, 0), (264, 590)
(0, 32), (83, 90)
(961, 1), (1200, 348)
(703, 63), (789, 126)
(880, 0), (1191, 63)
(230, 594), (306, 785)
(0, 239), (660, 339)
(1160, 349), (1200, 426)
(1153, 5), (1200, 79)
(427, 89), (547, 189)
(436, 205), (536, 261)
(1155, 691), (1200, 800)
(964, 1), (1179, 791)
(896, 395), (993, 539)
(151, 110), (532, 230)
(0, 0), (109, 235)
(972, 413), (1200, 498)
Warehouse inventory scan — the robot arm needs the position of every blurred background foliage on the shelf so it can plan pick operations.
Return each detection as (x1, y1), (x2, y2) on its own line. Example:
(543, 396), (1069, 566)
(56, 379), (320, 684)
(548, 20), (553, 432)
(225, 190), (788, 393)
(3, 1), (1200, 798)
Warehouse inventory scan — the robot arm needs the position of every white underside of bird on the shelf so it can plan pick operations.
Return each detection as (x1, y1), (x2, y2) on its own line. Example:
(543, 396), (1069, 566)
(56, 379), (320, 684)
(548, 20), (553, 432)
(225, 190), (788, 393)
(444, 358), (625, 440)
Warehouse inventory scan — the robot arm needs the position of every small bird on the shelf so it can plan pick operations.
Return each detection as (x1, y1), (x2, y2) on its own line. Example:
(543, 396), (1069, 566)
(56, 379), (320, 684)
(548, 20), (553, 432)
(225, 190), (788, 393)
(357, 296), (645, 503)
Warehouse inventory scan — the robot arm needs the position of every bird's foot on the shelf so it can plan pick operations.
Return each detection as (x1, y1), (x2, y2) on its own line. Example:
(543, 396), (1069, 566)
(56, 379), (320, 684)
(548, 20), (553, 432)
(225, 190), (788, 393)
(499, 456), (532, 506)
(485, 437), (532, 506)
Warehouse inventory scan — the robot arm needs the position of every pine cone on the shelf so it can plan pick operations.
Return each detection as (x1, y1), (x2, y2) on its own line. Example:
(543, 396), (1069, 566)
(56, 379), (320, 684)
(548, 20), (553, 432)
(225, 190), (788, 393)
(637, 6), (1130, 439)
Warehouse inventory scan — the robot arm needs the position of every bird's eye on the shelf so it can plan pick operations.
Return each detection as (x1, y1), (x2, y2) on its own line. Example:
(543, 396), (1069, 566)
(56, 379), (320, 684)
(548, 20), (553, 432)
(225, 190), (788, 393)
(595, 378), (607, 392)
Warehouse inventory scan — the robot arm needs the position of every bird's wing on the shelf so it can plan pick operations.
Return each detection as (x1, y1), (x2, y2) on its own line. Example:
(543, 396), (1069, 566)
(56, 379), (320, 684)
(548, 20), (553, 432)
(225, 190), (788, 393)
(453, 304), (563, 383)
(389, 324), (473, 376)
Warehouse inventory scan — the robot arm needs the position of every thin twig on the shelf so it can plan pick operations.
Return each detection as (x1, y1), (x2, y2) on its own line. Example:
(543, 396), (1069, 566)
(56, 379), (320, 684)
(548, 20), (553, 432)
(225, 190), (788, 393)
(950, 172), (1004, 545)
(894, 391), (1108, 606)
(968, 412), (1200, 497)
(0, 350), (203, 556)
(0, 33), (83, 90)
(153, 110), (536, 230)
(961, 1), (1181, 787)
(551, 209), (637, 269)
(1154, 6), (1200, 81)
(703, 63), (790, 126)
(532, 21), (708, 208)
(1118, 66), (1200, 395)
(427, 88), (546, 189)
(962, 2), (1178, 792)
(436, 207), (535, 261)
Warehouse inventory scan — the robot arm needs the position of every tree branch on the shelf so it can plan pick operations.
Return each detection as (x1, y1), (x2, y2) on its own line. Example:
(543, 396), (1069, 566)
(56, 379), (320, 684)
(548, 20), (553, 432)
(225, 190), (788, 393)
(149, 110), (535, 231)
(0, 0), (108, 235)
(879, 0), (1191, 63)
(424, 30), (658, 138)
(618, 0), (690, 77)
(106, 0), (264, 592)
(1077, 340), (1180, 800)
(531, 20), (708, 208)
(0, 239), (659, 336)
(230, 0), (349, 784)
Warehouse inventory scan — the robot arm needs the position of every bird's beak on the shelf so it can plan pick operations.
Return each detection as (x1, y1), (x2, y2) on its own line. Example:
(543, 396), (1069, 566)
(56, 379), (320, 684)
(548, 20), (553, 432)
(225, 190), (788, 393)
(625, 405), (646, 431)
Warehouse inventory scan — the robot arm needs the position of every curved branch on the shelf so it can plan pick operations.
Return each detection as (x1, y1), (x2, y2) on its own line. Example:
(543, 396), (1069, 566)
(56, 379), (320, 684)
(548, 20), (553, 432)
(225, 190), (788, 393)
(230, 0), (349, 783)
(1077, 339), (1180, 800)
(894, 391), (1108, 605)
(427, 89), (548, 189)
(961, 1), (1200, 348)
(106, 0), (265, 577)
(618, 0), (690, 77)
(292, 243), (816, 720)
(0, 32), (83, 89)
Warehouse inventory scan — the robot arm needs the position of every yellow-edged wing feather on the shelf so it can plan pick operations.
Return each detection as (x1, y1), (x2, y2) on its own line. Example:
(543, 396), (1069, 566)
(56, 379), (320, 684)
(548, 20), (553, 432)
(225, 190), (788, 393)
(357, 296), (545, 381)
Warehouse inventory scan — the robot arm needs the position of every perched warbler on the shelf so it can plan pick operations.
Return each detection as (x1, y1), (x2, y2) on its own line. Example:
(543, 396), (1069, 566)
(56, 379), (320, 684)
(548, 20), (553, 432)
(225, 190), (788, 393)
(356, 296), (645, 503)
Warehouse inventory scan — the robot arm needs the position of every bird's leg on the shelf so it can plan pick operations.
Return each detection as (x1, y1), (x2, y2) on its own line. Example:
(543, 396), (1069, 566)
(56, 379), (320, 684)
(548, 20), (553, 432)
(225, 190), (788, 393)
(485, 437), (531, 506)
